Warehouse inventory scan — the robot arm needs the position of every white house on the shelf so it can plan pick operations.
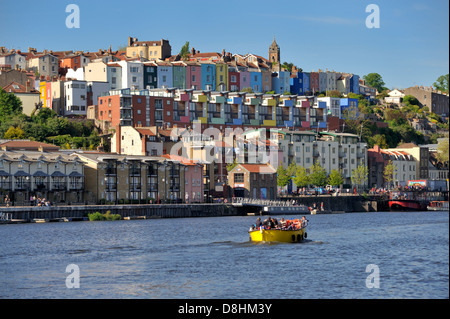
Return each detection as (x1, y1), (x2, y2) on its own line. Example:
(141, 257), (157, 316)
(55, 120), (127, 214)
(117, 60), (144, 90)
(64, 80), (87, 116)
(317, 96), (341, 118)
(385, 89), (405, 104)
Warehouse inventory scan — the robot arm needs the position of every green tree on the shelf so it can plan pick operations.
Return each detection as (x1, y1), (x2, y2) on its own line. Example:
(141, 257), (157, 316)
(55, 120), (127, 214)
(433, 74), (449, 94)
(293, 166), (309, 188)
(0, 87), (23, 117)
(403, 95), (419, 106)
(309, 161), (327, 187)
(436, 134), (449, 164)
(277, 165), (290, 188)
(383, 160), (396, 189)
(3, 126), (25, 139)
(351, 164), (368, 193)
(327, 169), (344, 187)
(363, 73), (385, 92)
(372, 134), (388, 149)
(179, 41), (190, 60)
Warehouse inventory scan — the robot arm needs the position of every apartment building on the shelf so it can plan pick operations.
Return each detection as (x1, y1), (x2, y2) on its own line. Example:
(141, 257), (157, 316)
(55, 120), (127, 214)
(78, 153), (186, 204)
(247, 129), (368, 186)
(0, 143), (85, 206)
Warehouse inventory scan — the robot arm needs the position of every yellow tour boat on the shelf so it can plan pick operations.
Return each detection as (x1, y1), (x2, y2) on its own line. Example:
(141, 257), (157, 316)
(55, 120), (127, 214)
(249, 218), (308, 243)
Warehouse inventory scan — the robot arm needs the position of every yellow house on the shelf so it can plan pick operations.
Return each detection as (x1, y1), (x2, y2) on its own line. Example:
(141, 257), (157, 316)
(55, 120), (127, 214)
(39, 81), (47, 108)
(215, 62), (228, 91)
(126, 37), (171, 61)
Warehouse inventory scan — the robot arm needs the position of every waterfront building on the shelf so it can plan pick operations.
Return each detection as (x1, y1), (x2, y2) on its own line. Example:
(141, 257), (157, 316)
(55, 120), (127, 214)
(0, 142), (85, 206)
(111, 125), (181, 156)
(227, 163), (277, 200)
(77, 153), (186, 204)
(246, 129), (367, 186)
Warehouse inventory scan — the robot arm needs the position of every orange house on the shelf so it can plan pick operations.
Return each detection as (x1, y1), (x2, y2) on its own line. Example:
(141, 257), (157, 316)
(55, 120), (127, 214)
(60, 54), (90, 71)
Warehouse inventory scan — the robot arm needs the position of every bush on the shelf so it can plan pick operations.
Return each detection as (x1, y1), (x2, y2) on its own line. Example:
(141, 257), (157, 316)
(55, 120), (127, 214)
(88, 211), (121, 221)
(88, 212), (105, 221)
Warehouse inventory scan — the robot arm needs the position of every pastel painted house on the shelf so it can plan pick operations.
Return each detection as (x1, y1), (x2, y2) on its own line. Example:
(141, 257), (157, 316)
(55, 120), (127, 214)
(201, 63), (215, 91)
(290, 72), (310, 95)
(185, 61), (201, 90)
(215, 62), (228, 91)
(155, 61), (173, 89)
(272, 71), (290, 94)
(250, 71), (262, 93)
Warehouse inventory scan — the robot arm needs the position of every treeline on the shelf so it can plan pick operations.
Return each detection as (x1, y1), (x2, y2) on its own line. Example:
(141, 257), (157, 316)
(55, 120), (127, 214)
(0, 87), (101, 149)
(277, 162), (368, 191)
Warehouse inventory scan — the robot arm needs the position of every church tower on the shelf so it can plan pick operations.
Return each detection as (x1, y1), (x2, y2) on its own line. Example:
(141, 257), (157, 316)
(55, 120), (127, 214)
(269, 36), (280, 71)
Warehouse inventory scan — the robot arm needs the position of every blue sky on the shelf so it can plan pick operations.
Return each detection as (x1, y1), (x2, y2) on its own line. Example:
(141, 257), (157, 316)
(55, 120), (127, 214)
(1, 0), (448, 89)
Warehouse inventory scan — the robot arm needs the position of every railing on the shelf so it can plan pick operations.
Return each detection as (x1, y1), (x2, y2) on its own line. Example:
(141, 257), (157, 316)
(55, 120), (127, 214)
(231, 197), (308, 209)
(0, 212), (12, 221)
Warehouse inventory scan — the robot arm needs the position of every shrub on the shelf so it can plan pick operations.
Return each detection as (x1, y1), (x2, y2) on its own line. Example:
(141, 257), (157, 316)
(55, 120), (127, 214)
(88, 211), (121, 221)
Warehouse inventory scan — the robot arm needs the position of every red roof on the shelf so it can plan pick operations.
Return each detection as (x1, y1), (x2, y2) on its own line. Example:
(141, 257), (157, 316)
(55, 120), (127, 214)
(238, 164), (276, 174)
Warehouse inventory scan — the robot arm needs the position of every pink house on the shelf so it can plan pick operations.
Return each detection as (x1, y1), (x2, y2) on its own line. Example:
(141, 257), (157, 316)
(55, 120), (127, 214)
(162, 154), (204, 203)
(185, 61), (202, 90)
(239, 71), (251, 91)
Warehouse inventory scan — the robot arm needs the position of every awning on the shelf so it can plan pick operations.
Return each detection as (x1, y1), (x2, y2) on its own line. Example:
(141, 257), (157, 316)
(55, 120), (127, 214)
(69, 171), (84, 177)
(14, 171), (31, 177)
(51, 171), (67, 177)
(0, 170), (11, 177)
(33, 171), (49, 177)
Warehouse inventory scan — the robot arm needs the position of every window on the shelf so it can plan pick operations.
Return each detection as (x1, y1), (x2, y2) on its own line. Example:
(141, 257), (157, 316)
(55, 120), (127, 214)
(234, 173), (244, 183)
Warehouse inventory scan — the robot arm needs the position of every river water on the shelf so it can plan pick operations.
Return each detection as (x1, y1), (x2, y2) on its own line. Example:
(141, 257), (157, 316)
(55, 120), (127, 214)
(0, 211), (448, 299)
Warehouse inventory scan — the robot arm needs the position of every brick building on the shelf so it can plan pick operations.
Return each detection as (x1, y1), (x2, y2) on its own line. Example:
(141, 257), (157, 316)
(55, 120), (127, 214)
(227, 164), (277, 200)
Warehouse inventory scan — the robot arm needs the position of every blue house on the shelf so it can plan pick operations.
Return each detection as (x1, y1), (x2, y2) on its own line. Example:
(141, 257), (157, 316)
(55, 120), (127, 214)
(349, 74), (360, 94)
(290, 72), (310, 95)
(201, 63), (215, 90)
(340, 98), (359, 119)
(272, 71), (290, 94)
(250, 71), (262, 93)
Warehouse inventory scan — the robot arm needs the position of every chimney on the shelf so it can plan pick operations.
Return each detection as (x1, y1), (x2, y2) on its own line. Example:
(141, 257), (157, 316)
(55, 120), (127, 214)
(26, 80), (31, 92)
(128, 36), (133, 47)
(191, 47), (196, 55)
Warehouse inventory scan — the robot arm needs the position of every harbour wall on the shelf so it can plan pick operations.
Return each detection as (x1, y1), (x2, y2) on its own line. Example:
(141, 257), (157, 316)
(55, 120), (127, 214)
(0, 196), (387, 222)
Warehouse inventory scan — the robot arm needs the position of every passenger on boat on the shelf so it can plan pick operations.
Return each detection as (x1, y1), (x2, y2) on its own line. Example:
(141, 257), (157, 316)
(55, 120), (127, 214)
(279, 218), (286, 228)
(263, 217), (275, 229)
(256, 217), (262, 228)
(301, 216), (308, 227)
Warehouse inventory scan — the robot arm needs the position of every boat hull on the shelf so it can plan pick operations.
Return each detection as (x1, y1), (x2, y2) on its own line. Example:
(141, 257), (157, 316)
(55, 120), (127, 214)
(249, 228), (307, 243)
(389, 200), (428, 211)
